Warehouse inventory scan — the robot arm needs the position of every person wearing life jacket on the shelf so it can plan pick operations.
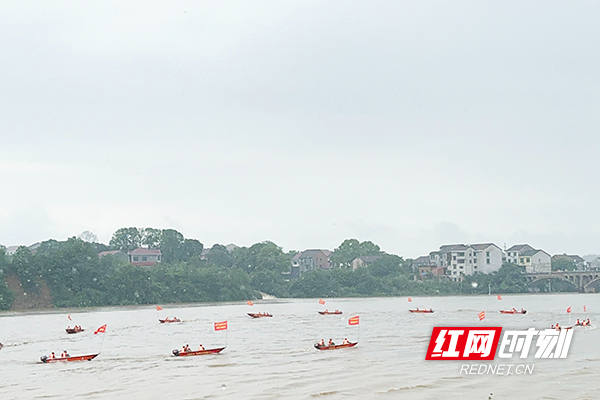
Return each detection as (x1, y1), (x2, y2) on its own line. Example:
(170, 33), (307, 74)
(49, 352), (56, 359)
(587, 319), (591, 325)
(181, 345), (187, 353)
(198, 344), (205, 351)
(342, 338), (349, 344)
(328, 338), (334, 346)
(318, 339), (325, 347)
(61, 350), (69, 358)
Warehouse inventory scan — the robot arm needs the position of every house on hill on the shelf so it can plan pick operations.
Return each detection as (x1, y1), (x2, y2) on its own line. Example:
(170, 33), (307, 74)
(128, 248), (162, 266)
(350, 256), (382, 270)
(290, 249), (333, 279)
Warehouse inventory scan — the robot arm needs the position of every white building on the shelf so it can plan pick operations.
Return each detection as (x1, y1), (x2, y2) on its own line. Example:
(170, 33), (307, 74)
(429, 243), (504, 281)
(506, 244), (551, 273)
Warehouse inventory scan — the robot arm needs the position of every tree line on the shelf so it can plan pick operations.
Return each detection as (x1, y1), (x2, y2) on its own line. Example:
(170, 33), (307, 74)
(0, 230), (566, 311)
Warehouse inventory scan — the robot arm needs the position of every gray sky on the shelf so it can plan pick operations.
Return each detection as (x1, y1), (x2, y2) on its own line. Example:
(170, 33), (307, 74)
(1, 1), (599, 258)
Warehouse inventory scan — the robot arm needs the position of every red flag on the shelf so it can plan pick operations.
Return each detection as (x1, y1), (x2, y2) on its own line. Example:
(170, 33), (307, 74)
(348, 316), (360, 325)
(68, 315), (72, 321)
(478, 311), (485, 321)
(246, 300), (254, 306)
(156, 306), (163, 311)
(408, 297), (412, 302)
(567, 306), (572, 313)
(584, 305), (587, 312)
(94, 324), (107, 334)
(214, 321), (228, 331)
(497, 295), (502, 300)
(318, 299), (326, 305)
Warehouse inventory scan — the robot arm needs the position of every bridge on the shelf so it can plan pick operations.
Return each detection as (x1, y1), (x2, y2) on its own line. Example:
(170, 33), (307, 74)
(526, 271), (600, 293)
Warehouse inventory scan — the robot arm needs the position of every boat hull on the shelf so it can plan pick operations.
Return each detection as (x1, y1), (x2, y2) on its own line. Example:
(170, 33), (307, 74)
(65, 328), (84, 334)
(315, 342), (357, 350)
(409, 310), (434, 313)
(159, 319), (181, 323)
(247, 313), (272, 318)
(499, 310), (527, 314)
(172, 347), (226, 357)
(318, 311), (342, 315)
(40, 354), (99, 363)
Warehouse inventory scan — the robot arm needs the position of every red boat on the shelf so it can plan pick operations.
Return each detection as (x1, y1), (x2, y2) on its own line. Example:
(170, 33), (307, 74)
(65, 327), (84, 334)
(159, 318), (181, 323)
(40, 353), (99, 363)
(248, 313), (272, 318)
(318, 310), (343, 315)
(409, 309), (434, 313)
(314, 342), (357, 350)
(172, 347), (226, 357)
(499, 309), (527, 314)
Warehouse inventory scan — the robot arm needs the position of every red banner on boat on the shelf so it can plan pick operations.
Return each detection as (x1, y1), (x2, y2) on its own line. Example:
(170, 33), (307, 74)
(478, 311), (485, 321)
(214, 321), (228, 331)
(246, 300), (253, 306)
(94, 324), (107, 334)
(318, 299), (326, 305)
(348, 316), (359, 325)
(156, 306), (163, 311)
(567, 306), (572, 313)
(497, 295), (502, 300)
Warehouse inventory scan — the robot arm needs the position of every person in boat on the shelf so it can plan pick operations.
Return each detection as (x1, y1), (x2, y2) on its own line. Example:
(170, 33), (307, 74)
(554, 323), (561, 331)
(576, 319), (581, 325)
(328, 338), (335, 346)
(342, 338), (349, 344)
(335, 309), (339, 313)
(49, 352), (56, 359)
(587, 319), (591, 325)
(61, 350), (69, 358)
(318, 339), (325, 347)
(198, 344), (205, 351)
(429, 308), (433, 312)
(521, 308), (525, 313)
(181, 345), (187, 353)
(511, 308), (516, 312)
(185, 344), (191, 352)
(325, 309), (328, 313)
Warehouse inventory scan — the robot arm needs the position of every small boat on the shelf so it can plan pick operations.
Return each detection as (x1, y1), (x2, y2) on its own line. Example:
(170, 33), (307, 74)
(499, 309), (527, 314)
(159, 318), (181, 323)
(318, 310), (343, 315)
(65, 327), (84, 334)
(409, 309), (434, 313)
(247, 313), (272, 318)
(40, 354), (99, 363)
(172, 347), (226, 357)
(314, 342), (357, 350)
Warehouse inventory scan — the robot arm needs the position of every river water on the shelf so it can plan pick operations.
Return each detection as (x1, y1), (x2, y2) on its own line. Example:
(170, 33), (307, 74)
(1, 293), (599, 400)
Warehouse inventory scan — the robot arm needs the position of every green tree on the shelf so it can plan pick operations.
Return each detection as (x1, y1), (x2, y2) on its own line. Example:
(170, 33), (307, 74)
(141, 228), (162, 249)
(180, 239), (204, 262)
(552, 258), (577, 271)
(110, 227), (142, 252)
(159, 229), (185, 263)
(206, 244), (234, 268)
(331, 239), (381, 268)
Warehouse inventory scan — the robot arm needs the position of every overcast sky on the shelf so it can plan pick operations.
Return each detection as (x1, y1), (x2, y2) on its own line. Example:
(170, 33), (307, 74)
(1, 1), (599, 258)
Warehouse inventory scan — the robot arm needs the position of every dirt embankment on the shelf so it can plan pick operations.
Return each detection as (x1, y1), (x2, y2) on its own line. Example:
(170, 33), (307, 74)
(4, 275), (53, 310)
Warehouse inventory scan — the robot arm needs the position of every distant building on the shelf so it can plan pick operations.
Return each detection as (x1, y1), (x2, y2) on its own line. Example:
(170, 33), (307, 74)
(506, 244), (550, 273)
(552, 254), (587, 270)
(290, 249), (333, 279)
(589, 257), (600, 270)
(417, 265), (446, 279)
(4, 243), (41, 256)
(350, 256), (382, 270)
(429, 243), (504, 281)
(128, 248), (162, 266)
